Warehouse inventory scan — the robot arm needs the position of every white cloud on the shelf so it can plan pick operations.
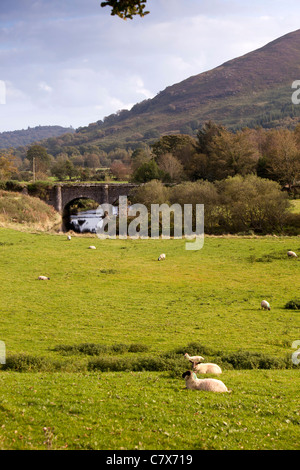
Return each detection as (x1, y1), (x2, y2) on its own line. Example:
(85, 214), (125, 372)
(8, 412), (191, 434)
(38, 82), (52, 93)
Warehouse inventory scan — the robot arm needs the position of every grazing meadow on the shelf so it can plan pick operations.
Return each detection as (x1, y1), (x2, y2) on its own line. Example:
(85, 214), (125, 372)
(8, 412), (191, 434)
(0, 228), (299, 450)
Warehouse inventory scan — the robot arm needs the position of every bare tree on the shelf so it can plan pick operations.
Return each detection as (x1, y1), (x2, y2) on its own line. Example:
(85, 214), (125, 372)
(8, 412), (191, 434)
(158, 153), (183, 182)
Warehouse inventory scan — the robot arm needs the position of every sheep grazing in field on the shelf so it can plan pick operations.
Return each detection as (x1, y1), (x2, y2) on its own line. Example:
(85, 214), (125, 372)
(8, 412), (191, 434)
(38, 276), (50, 280)
(287, 251), (298, 258)
(158, 253), (166, 261)
(67, 235), (71, 240)
(261, 300), (271, 311)
(193, 362), (222, 375)
(88, 246), (96, 249)
(182, 371), (230, 392)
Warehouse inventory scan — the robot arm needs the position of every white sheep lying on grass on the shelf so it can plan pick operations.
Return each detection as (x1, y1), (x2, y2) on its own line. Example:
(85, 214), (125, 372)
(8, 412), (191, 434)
(185, 352), (222, 374)
(38, 276), (50, 280)
(182, 371), (230, 392)
(193, 362), (222, 375)
(88, 246), (96, 249)
(158, 253), (166, 261)
(184, 352), (204, 367)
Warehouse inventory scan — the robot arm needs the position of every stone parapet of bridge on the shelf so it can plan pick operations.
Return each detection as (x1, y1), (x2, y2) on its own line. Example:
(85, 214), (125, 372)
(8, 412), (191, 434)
(44, 183), (139, 214)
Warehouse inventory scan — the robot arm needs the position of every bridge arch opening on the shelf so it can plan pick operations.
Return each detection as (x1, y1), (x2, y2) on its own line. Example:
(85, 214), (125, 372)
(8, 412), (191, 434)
(62, 197), (101, 233)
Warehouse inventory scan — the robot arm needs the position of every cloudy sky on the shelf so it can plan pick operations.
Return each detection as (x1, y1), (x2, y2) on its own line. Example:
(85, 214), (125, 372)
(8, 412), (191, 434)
(1, 0), (300, 132)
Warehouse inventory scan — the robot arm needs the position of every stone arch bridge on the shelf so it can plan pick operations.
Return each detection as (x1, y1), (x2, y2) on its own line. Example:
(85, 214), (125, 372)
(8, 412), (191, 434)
(42, 183), (139, 230)
(45, 183), (139, 213)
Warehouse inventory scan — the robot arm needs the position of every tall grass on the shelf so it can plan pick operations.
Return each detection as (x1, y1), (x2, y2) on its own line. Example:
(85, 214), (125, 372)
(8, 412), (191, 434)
(0, 190), (60, 230)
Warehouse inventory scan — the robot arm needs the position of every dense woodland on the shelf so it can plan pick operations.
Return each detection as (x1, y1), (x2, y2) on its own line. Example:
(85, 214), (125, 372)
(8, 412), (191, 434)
(0, 120), (300, 234)
(0, 121), (300, 193)
(0, 125), (75, 150)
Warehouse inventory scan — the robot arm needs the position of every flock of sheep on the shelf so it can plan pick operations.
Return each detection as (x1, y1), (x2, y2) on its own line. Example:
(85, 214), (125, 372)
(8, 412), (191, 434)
(181, 249), (298, 392)
(37, 237), (298, 393)
(182, 353), (230, 392)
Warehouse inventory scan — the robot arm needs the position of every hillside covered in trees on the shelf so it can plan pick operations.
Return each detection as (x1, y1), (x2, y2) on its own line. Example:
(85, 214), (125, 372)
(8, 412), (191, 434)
(1, 122), (299, 193)
(0, 125), (75, 149)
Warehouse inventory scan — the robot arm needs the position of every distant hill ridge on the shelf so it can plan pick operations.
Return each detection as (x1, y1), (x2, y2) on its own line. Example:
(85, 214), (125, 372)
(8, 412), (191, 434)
(0, 125), (75, 149)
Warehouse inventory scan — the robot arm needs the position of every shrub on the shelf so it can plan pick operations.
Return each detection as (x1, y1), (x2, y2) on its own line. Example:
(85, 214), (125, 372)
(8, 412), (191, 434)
(111, 343), (129, 354)
(0, 190), (60, 229)
(221, 350), (292, 370)
(216, 175), (291, 234)
(88, 357), (134, 372)
(87, 355), (183, 374)
(27, 181), (54, 199)
(128, 343), (149, 353)
(132, 160), (164, 183)
(5, 180), (24, 192)
(282, 213), (300, 235)
(3, 354), (53, 372)
(53, 343), (109, 356)
(285, 299), (300, 310)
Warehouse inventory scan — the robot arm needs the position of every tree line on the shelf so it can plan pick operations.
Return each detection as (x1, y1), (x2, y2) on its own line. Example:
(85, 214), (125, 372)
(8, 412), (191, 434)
(129, 177), (299, 235)
(131, 122), (300, 192)
(0, 121), (300, 194)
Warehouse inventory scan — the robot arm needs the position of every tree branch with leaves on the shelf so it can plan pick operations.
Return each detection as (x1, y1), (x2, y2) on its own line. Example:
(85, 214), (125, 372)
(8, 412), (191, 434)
(100, 0), (149, 19)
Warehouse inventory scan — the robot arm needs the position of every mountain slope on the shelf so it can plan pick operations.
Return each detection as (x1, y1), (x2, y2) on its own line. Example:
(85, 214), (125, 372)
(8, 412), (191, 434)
(72, 29), (300, 150)
(0, 125), (75, 149)
(23, 29), (300, 153)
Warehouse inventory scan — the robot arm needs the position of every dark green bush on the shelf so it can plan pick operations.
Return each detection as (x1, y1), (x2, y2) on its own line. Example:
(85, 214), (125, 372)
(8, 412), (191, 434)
(111, 343), (129, 354)
(87, 355), (183, 373)
(282, 213), (300, 236)
(53, 343), (109, 356)
(285, 299), (300, 310)
(128, 343), (149, 353)
(5, 180), (24, 192)
(221, 350), (292, 370)
(2, 348), (297, 373)
(27, 181), (54, 199)
(3, 354), (54, 372)
(88, 357), (134, 372)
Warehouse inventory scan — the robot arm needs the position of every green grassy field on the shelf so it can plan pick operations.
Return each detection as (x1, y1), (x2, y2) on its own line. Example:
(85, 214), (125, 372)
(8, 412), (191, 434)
(0, 229), (299, 450)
